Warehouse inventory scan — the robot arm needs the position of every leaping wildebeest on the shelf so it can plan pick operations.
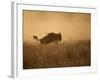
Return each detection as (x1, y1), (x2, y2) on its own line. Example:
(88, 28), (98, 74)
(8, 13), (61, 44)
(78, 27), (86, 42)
(33, 32), (62, 45)
(33, 32), (62, 63)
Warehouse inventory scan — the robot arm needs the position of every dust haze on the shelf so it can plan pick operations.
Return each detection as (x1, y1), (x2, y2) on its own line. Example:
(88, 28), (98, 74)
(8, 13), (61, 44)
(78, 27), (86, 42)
(23, 10), (90, 43)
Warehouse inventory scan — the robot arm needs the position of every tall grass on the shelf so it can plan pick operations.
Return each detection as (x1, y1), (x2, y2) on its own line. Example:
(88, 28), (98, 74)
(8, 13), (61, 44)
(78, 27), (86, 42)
(23, 40), (90, 69)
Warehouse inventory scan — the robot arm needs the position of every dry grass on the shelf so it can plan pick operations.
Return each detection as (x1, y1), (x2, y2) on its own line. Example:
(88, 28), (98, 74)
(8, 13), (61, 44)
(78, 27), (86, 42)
(23, 40), (90, 69)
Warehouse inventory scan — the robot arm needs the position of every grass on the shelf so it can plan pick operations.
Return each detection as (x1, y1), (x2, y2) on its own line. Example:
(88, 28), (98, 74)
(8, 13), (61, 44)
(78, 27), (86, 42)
(23, 40), (91, 69)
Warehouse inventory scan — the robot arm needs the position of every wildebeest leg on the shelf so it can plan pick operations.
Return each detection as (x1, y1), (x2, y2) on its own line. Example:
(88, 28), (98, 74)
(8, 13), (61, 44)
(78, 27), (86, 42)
(54, 41), (58, 45)
(56, 41), (62, 64)
(54, 41), (61, 65)
(38, 44), (44, 67)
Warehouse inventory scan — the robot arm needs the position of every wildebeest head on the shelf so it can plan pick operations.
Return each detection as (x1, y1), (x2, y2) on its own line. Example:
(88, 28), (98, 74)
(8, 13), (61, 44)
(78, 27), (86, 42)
(33, 36), (38, 40)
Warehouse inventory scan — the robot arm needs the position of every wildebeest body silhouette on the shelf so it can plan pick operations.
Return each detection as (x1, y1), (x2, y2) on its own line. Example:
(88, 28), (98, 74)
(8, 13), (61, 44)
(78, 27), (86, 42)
(33, 32), (62, 45)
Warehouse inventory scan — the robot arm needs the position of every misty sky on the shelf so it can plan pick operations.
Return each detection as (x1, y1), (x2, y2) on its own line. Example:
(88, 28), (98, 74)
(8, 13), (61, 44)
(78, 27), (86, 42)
(23, 10), (91, 43)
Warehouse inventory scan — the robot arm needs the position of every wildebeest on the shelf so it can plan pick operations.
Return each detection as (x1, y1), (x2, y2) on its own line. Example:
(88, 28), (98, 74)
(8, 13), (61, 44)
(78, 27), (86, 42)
(33, 32), (62, 45)
(33, 32), (62, 60)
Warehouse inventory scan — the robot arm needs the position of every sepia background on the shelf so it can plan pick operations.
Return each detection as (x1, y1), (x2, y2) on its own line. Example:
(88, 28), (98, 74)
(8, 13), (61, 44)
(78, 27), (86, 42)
(23, 10), (90, 43)
(23, 10), (91, 69)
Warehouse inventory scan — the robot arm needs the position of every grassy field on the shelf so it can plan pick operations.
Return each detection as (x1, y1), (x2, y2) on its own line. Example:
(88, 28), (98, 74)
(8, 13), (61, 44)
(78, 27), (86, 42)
(23, 40), (91, 69)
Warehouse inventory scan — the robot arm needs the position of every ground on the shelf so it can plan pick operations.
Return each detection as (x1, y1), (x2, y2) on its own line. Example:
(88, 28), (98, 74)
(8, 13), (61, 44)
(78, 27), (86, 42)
(23, 40), (90, 69)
